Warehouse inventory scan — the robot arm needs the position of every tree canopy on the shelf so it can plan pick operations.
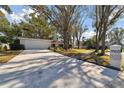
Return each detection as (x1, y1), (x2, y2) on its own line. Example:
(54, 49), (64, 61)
(0, 5), (124, 54)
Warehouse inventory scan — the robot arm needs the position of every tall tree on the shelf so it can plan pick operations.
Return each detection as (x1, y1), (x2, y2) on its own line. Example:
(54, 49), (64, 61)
(71, 6), (88, 48)
(31, 5), (84, 50)
(10, 23), (22, 38)
(0, 5), (12, 41)
(94, 5), (124, 55)
(0, 16), (10, 35)
(21, 12), (53, 39)
(0, 5), (12, 32)
(73, 25), (87, 48)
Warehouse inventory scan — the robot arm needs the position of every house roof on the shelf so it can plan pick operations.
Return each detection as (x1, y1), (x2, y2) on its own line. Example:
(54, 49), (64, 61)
(18, 37), (52, 42)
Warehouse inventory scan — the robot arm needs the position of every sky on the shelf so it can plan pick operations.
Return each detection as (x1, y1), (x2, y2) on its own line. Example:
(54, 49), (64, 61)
(1, 5), (124, 39)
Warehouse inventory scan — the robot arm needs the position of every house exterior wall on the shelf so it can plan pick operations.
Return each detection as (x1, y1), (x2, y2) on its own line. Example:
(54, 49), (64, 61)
(19, 38), (51, 50)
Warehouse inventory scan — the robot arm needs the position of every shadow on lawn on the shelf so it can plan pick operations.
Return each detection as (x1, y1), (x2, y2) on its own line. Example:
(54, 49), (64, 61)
(64, 51), (118, 71)
(0, 52), (120, 88)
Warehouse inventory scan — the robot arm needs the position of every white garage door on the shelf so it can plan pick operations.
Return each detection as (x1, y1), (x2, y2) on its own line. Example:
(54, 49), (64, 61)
(19, 38), (51, 50)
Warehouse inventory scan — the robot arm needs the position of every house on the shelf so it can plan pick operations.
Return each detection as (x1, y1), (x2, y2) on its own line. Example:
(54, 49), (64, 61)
(19, 37), (52, 50)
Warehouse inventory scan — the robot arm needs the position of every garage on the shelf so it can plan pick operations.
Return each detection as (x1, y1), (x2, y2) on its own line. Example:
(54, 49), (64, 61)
(19, 38), (51, 50)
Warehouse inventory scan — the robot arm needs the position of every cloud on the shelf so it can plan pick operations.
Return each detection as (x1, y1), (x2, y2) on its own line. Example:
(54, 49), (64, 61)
(22, 8), (37, 19)
(22, 8), (34, 15)
(10, 12), (24, 22)
(9, 8), (34, 23)
(82, 31), (96, 39)
(20, 12), (25, 17)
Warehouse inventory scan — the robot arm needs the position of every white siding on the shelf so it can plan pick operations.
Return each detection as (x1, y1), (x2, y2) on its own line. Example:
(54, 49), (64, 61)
(19, 38), (51, 50)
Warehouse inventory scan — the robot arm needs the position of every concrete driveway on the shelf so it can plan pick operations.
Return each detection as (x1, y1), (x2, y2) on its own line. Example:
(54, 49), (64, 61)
(0, 50), (124, 88)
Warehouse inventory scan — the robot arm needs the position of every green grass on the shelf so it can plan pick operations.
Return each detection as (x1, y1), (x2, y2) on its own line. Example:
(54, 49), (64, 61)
(51, 48), (110, 66)
(71, 49), (94, 53)
(0, 50), (21, 63)
(123, 49), (124, 52)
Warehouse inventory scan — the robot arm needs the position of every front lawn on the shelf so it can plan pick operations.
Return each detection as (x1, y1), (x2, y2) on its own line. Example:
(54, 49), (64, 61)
(51, 48), (110, 66)
(123, 49), (124, 52)
(0, 50), (21, 63)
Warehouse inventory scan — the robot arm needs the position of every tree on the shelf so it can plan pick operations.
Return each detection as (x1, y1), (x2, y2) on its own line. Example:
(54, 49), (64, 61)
(71, 6), (88, 48)
(19, 21), (36, 38)
(73, 25), (87, 48)
(83, 36), (96, 49)
(107, 28), (124, 47)
(0, 16), (11, 38)
(31, 5), (84, 50)
(11, 23), (22, 38)
(0, 17), (9, 31)
(0, 5), (12, 14)
(20, 12), (53, 39)
(0, 5), (13, 43)
(94, 5), (124, 55)
(0, 5), (11, 34)
(29, 13), (53, 39)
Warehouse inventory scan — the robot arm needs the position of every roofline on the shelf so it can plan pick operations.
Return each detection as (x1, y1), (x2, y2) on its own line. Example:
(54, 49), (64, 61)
(18, 37), (52, 41)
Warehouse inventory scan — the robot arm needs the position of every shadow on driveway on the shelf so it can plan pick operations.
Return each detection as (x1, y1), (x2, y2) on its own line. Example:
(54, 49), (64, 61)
(0, 50), (121, 88)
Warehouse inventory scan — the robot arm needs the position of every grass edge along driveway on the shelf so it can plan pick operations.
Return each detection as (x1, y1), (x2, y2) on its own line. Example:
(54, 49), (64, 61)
(0, 50), (22, 63)
(51, 48), (110, 67)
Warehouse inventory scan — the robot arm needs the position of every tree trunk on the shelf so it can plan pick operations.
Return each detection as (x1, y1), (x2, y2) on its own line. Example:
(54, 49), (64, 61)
(101, 32), (106, 55)
(77, 40), (80, 49)
(63, 31), (69, 50)
(95, 41), (99, 52)
(101, 22), (107, 55)
(95, 32), (100, 52)
(72, 36), (75, 48)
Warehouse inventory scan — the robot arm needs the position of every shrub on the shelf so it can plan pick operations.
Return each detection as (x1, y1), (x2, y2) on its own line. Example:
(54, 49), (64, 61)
(51, 44), (56, 48)
(9, 44), (25, 50)
(59, 44), (64, 48)
(0, 36), (8, 43)
(9, 39), (25, 50)
(14, 39), (20, 44)
(83, 37), (96, 49)
(48, 47), (50, 50)
(69, 44), (72, 49)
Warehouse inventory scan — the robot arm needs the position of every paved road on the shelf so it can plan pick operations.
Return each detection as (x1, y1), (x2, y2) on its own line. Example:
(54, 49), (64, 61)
(0, 50), (124, 88)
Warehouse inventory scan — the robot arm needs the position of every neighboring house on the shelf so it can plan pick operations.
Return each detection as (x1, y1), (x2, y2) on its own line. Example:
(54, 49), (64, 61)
(19, 37), (52, 50)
